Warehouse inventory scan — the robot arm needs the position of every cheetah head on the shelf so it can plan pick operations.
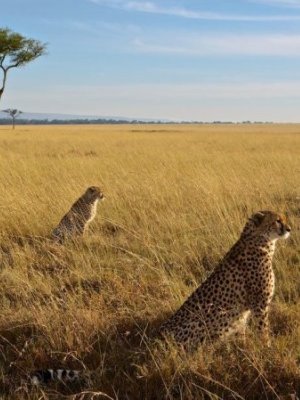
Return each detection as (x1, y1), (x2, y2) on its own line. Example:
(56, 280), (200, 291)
(85, 186), (104, 202)
(243, 211), (291, 241)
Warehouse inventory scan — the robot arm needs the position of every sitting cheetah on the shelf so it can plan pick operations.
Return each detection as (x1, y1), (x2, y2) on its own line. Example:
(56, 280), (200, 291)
(52, 186), (104, 243)
(160, 211), (291, 349)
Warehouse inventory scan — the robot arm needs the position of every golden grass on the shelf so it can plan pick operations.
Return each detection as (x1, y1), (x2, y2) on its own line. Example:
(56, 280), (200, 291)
(0, 124), (299, 399)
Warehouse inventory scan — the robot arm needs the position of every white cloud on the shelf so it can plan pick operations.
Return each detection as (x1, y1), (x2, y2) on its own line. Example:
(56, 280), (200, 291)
(89, 0), (300, 21)
(133, 34), (300, 56)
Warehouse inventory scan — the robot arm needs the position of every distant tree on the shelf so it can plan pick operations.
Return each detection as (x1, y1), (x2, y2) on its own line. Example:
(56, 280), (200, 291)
(0, 28), (47, 102)
(2, 108), (22, 129)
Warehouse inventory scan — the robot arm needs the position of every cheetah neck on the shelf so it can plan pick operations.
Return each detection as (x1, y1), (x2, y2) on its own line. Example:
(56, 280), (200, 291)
(253, 236), (276, 253)
(242, 236), (276, 267)
(240, 233), (277, 251)
(224, 235), (276, 269)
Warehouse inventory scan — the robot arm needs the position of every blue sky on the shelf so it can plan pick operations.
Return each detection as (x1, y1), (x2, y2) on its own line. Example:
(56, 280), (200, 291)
(2, 0), (300, 121)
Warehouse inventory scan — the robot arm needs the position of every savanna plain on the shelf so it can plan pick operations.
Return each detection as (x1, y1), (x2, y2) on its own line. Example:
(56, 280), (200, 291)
(0, 124), (299, 400)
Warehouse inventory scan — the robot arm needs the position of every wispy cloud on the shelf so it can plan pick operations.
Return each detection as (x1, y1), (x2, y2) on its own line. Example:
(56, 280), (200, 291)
(41, 18), (140, 36)
(89, 0), (300, 20)
(77, 81), (300, 100)
(250, 0), (300, 8)
(133, 34), (300, 56)
(11, 81), (300, 102)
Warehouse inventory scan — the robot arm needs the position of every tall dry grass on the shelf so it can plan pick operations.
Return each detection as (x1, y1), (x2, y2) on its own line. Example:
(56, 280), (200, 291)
(0, 124), (299, 399)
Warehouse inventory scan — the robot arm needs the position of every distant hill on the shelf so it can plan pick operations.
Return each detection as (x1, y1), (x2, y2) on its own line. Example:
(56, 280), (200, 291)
(0, 111), (170, 123)
(0, 111), (273, 125)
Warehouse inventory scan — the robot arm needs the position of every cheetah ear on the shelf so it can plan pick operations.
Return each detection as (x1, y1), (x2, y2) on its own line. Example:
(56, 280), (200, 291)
(249, 211), (265, 227)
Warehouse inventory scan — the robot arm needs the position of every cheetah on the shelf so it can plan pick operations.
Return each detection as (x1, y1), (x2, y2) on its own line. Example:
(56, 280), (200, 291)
(52, 186), (104, 243)
(160, 211), (291, 349)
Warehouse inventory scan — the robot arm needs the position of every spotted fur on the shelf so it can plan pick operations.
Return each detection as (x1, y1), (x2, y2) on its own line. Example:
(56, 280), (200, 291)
(30, 369), (89, 386)
(52, 186), (104, 243)
(160, 211), (291, 349)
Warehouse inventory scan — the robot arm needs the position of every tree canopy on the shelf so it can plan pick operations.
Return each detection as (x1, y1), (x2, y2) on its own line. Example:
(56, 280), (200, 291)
(0, 27), (47, 100)
(2, 108), (22, 129)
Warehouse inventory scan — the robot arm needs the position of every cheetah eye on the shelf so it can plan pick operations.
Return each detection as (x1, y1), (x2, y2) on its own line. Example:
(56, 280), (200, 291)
(276, 219), (281, 224)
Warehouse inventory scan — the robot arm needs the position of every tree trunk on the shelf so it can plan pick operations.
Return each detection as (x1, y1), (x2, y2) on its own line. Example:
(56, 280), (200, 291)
(12, 115), (15, 130)
(0, 68), (7, 102)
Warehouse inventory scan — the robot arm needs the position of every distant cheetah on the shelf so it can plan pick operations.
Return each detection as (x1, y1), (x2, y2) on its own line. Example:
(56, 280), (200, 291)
(160, 211), (291, 349)
(52, 186), (104, 243)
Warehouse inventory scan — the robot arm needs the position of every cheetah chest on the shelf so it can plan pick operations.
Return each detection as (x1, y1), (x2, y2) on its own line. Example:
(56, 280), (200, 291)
(269, 269), (275, 298)
(87, 199), (99, 224)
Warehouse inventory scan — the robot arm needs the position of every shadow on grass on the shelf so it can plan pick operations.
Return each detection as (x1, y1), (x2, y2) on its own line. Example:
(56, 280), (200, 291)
(1, 315), (300, 400)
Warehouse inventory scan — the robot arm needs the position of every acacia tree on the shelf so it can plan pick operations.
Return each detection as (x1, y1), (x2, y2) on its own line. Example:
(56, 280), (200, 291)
(2, 108), (22, 129)
(0, 28), (47, 102)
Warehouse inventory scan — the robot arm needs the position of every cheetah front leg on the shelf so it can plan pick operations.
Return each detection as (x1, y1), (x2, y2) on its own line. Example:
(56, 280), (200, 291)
(251, 305), (270, 346)
(233, 311), (251, 344)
